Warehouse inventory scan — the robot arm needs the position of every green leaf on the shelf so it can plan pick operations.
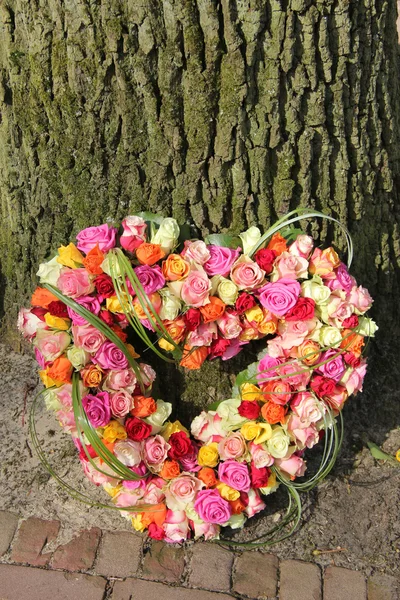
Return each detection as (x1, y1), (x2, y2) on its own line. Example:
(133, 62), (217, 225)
(235, 362), (258, 390)
(278, 226), (304, 242)
(136, 211), (165, 226)
(207, 398), (225, 411)
(205, 234), (243, 249)
(367, 442), (399, 465)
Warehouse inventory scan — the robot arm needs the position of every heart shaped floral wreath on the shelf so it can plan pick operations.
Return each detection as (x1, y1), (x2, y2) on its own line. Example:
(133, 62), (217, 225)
(18, 208), (377, 547)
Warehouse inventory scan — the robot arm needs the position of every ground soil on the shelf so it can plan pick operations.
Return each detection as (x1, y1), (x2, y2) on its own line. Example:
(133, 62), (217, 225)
(0, 339), (399, 576)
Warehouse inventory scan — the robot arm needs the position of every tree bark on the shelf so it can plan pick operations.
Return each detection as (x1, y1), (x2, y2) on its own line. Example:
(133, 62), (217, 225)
(1, 0), (399, 417)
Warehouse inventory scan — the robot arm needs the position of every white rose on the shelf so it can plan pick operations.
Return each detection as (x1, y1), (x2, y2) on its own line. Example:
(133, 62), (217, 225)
(144, 399), (172, 433)
(114, 440), (142, 466)
(223, 513), (246, 529)
(67, 346), (90, 370)
(159, 289), (182, 321)
(184, 240), (210, 265)
(36, 256), (63, 286)
(301, 276), (331, 305)
(152, 218), (180, 253)
(216, 398), (247, 431)
(239, 226), (261, 255)
(216, 277), (239, 305)
(356, 317), (378, 337)
(267, 427), (291, 459)
(319, 325), (342, 348)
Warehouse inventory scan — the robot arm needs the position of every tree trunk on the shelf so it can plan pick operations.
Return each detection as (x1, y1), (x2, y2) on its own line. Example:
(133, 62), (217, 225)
(1, 0), (399, 419)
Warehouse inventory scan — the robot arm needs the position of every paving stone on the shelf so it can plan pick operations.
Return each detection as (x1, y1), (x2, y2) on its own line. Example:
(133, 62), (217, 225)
(142, 541), (185, 583)
(0, 511), (19, 556)
(324, 566), (367, 600)
(188, 543), (233, 592)
(111, 578), (235, 600)
(280, 559), (322, 600)
(0, 564), (106, 600)
(94, 530), (142, 577)
(233, 552), (278, 599)
(51, 528), (101, 571)
(368, 573), (399, 600)
(9, 517), (60, 567)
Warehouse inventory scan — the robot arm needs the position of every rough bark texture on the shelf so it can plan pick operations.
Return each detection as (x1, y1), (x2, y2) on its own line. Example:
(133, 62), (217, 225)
(0, 0), (399, 418)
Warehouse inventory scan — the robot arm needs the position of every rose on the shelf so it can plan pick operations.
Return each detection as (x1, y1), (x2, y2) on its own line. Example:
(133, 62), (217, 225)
(163, 510), (189, 542)
(82, 391), (111, 428)
(67, 347), (90, 370)
(348, 285), (373, 314)
(327, 263), (355, 292)
(47, 301), (69, 319)
(356, 317), (378, 337)
(295, 339), (321, 366)
(319, 326), (342, 348)
(143, 435), (170, 471)
(180, 443), (202, 472)
(200, 297), (226, 323)
(342, 314), (359, 329)
(144, 399), (172, 433)
(120, 216), (147, 252)
(125, 416), (152, 441)
(239, 226), (261, 255)
(271, 251), (309, 281)
(250, 463), (270, 488)
(76, 224), (117, 254)
(267, 427), (290, 458)
(216, 312), (242, 339)
(93, 273), (114, 298)
(158, 319), (186, 352)
(109, 390), (133, 417)
(249, 442), (274, 468)
(17, 308), (47, 339)
(151, 218), (180, 253)
(165, 473), (204, 510)
(181, 270), (212, 307)
(241, 422), (272, 444)
(204, 246), (240, 277)
(148, 523), (165, 540)
(37, 256), (63, 286)
(230, 256), (265, 290)
(261, 402), (286, 424)
(182, 240), (211, 265)
(238, 401), (261, 420)
(235, 292), (256, 314)
(286, 415), (319, 449)
(72, 324), (106, 353)
(194, 489), (232, 524)
(114, 439), (142, 466)
(216, 482), (240, 501)
(94, 341), (129, 370)
(258, 279), (301, 316)
(215, 277), (239, 305)
(325, 384), (348, 410)
(285, 297), (316, 321)
(133, 264), (165, 294)
(191, 411), (224, 444)
(81, 364), (103, 387)
(131, 395), (157, 418)
(168, 431), (193, 460)
(31, 287), (59, 308)
(309, 247), (337, 276)
(218, 460), (251, 492)
(159, 290), (183, 321)
(33, 329), (70, 362)
(209, 338), (231, 359)
(198, 467), (217, 488)
(276, 361), (310, 389)
(197, 443), (220, 467)
(216, 398), (247, 430)
(162, 254), (190, 281)
(310, 375), (336, 398)
(275, 455), (306, 478)
(301, 278), (331, 305)
(254, 248), (276, 274)
(136, 243), (165, 265)
(218, 432), (247, 460)
(103, 368), (137, 392)
(187, 323), (217, 347)
(256, 355), (281, 384)
(142, 480), (166, 505)
(291, 392), (324, 425)
(67, 295), (101, 325)
(261, 380), (292, 405)
(81, 245), (104, 275)
(317, 349), (345, 381)
(289, 234), (314, 258)
(57, 268), (94, 298)
(183, 308), (201, 331)
(341, 361), (367, 396)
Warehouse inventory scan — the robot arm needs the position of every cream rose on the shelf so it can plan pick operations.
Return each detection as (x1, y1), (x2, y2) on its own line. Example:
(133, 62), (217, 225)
(267, 427), (291, 459)
(239, 226), (261, 255)
(37, 256), (63, 286)
(151, 218), (180, 253)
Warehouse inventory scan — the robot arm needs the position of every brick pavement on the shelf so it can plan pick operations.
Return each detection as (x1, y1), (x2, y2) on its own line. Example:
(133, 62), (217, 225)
(0, 511), (398, 600)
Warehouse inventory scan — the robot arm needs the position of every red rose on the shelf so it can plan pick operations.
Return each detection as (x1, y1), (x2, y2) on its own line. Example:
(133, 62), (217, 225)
(148, 523), (165, 540)
(238, 400), (261, 420)
(209, 338), (231, 359)
(235, 293), (256, 314)
(342, 314), (359, 329)
(310, 375), (336, 398)
(184, 308), (201, 331)
(94, 273), (115, 297)
(343, 352), (361, 367)
(239, 491), (249, 507)
(99, 310), (115, 326)
(285, 297), (315, 321)
(47, 301), (69, 319)
(250, 463), (271, 488)
(254, 248), (276, 274)
(168, 431), (193, 460)
(30, 307), (48, 321)
(125, 416), (152, 441)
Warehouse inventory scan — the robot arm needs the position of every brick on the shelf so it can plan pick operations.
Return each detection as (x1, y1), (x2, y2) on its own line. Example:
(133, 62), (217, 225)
(280, 560), (322, 600)
(111, 579), (235, 600)
(368, 573), (399, 600)
(0, 564), (106, 600)
(94, 530), (142, 577)
(189, 543), (233, 592)
(233, 552), (278, 599)
(142, 541), (185, 583)
(10, 517), (60, 567)
(0, 511), (19, 556)
(324, 566), (367, 600)
(51, 528), (101, 572)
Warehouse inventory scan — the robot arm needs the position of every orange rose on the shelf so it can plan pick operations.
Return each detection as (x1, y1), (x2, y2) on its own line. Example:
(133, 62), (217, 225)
(340, 329), (364, 357)
(322, 247), (341, 268)
(229, 498), (247, 514)
(136, 243), (165, 265)
(163, 318), (186, 343)
(261, 402), (287, 424)
(81, 364), (104, 387)
(31, 287), (59, 308)
(47, 356), (73, 384)
(159, 459), (180, 479)
(267, 232), (287, 256)
(82, 244), (105, 275)
(141, 503), (167, 527)
(110, 324), (128, 342)
(199, 297), (226, 323)
(197, 467), (217, 488)
(296, 340), (321, 366)
(132, 293), (162, 320)
(260, 380), (292, 404)
(179, 345), (209, 370)
(131, 395), (157, 418)
(162, 254), (190, 281)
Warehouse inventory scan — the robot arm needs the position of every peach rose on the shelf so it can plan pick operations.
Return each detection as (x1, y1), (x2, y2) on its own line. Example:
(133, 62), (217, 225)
(162, 254), (190, 281)
(180, 345), (209, 369)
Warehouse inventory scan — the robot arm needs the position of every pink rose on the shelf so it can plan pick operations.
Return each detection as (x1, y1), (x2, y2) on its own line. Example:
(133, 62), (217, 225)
(33, 329), (70, 362)
(347, 285), (373, 315)
(181, 270), (212, 307)
(163, 510), (190, 543)
(289, 235), (314, 258)
(17, 308), (47, 339)
(35, 347), (46, 369)
(143, 435), (170, 472)
(291, 392), (324, 425)
(187, 323), (217, 347)
(216, 312), (242, 339)
(120, 216), (147, 252)
(193, 521), (220, 540)
(325, 296), (353, 327)
(245, 488), (266, 517)
(54, 383), (75, 408)
(56, 409), (76, 433)
(191, 411), (224, 444)
(276, 360), (311, 389)
(94, 341), (129, 370)
(221, 338), (247, 361)
(271, 252), (309, 281)
(257, 279), (301, 316)
(249, 442), (274, 468)
(230, 257), (265, 290)
(165, 473), (204, 510)
(114, 487), (146, 508)
(72, 324), (106, 353)
(204, 245), (241, 277)
(103, 368), (137, 392)
(142, 479), (166, 504)
(256, 355), (282, 384)
(218, 460), (251, 492)
(275, 455), (306, 478)
(76, 223), (117, 253)
(132, 265), (165, 295)
(218, 432), (246, 460)
(327, 263), (355, 292)
(57, 268), (94, 298)
(82, 456), (120, 486)
(341, 360), (367, 396)
(122, 463), (148, 489)
(194, 489), (232, 524)
(286, 415), (319, 449)
(82, 391), (111, 427)
(67, 295), (101, 325)
(317, 349), (345, 382)
(139, 363), (157, 387)
(182, 240), (211, 265)
(110, 390), (133, 417)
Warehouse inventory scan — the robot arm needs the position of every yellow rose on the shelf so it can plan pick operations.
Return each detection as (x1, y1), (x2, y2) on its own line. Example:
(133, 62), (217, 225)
(216, 482), (240, 501)
(161, 420), (189, 441)
(254, 422), (273, 444)
(44, 312), (70, 330)
(240, 383), (264, 402)
(103, 420), (127, 443)
(244, 306), (264, 324)
(131, 514), (146, 532)
(241, 422), (261, 441)
(197, 443), (219, 467)
(57, 243), (84, 268)
(39, 368), (63, 388)
(158, 338), (175, 352)
(103, 483), (122, 498)
(106, 295), (129, 314)
(258, 310), (278, 335)
(239, 326), (260, 341)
